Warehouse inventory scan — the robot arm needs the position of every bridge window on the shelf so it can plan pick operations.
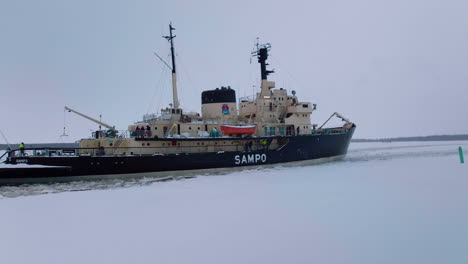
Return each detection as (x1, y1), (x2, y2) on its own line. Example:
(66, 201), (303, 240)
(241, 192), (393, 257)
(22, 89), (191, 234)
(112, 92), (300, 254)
(279, 127), (285, 136)
(270, 127), (276, 136)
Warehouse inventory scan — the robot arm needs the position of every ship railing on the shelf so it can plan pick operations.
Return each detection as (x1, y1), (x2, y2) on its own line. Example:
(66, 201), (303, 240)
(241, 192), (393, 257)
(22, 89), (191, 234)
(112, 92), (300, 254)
(115, 130), (129, 138)
(239, 95), (256, 102)
(313, 127), (350, 135)
(5, 142), (283, 158)
(87, 130), (130, 139)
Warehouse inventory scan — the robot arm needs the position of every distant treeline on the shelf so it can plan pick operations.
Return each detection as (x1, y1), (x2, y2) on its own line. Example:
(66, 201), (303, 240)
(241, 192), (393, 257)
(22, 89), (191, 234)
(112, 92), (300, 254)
(352, 134), (468, 143)
(0, 143), (78, 150)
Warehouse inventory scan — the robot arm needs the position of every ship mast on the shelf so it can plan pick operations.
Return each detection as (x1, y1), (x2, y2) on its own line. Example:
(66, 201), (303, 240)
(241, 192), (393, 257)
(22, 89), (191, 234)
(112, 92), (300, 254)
(163, 23), (180, 109)
(256, 43), (274, 81)
(252, 43), (275, 97)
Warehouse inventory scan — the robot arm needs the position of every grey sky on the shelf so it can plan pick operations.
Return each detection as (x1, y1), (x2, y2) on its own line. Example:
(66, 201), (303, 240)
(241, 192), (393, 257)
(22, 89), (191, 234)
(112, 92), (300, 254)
(1, 0), (467, 143)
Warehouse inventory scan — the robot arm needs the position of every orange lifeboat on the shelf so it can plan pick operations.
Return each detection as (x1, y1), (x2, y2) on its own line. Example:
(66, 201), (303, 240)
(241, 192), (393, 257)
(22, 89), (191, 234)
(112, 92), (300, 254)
(220, 125), (256, 135)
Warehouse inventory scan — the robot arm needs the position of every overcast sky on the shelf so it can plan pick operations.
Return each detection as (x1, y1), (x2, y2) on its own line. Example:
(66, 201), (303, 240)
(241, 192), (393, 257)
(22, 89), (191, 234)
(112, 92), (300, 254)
(1, 0), (467, 143)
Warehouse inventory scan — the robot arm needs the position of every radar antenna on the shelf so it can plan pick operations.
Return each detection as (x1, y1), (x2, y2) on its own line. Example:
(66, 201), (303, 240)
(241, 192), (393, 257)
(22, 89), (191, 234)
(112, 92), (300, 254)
(251, 41), (274, 80)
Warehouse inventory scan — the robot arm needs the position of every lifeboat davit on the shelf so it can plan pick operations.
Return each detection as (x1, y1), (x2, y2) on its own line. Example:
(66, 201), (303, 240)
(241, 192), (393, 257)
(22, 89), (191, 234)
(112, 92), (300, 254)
(220, 125), (256, 135)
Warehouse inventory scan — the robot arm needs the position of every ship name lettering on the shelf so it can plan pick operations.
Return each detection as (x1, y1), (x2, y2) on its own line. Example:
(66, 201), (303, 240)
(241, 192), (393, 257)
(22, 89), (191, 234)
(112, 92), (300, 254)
(234, 154), (267, 165)
(16, 159), (28, 164)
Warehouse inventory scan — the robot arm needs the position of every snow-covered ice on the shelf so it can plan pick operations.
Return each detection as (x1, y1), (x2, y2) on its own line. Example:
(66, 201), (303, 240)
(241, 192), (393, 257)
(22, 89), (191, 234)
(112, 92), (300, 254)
(0, 141), (467, 264)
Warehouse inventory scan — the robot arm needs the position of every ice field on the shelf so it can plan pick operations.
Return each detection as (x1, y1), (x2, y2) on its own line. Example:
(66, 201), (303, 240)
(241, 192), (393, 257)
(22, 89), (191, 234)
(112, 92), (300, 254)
(0, 141), (467, 264)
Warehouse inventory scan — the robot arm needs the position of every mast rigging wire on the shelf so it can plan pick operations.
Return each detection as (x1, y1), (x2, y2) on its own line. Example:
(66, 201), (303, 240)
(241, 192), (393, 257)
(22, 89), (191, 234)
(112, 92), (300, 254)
(0, 129), (12, 150)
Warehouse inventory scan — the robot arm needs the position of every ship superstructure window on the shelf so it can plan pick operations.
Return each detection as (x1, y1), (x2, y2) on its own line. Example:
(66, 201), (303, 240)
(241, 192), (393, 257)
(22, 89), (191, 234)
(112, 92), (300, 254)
(270, 127), (276, 136)
(279, 126), (285, 136)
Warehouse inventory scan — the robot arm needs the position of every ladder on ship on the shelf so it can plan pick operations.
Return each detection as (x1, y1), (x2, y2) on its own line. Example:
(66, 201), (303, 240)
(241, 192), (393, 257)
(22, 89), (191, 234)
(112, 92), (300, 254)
(112, 135), (126, 155)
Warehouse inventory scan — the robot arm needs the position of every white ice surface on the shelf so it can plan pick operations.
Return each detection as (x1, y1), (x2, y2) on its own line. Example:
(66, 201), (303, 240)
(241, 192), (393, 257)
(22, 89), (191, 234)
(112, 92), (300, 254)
(0, 142), (467, 264)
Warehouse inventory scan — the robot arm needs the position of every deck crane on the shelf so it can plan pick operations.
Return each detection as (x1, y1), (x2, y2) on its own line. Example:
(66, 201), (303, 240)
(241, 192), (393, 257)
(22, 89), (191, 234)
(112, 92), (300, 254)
(64, 106), (118, 138)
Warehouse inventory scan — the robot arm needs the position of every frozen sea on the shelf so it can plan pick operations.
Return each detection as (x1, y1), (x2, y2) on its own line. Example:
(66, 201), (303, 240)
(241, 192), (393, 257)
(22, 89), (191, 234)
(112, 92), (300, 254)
(0, 141), (467, 264)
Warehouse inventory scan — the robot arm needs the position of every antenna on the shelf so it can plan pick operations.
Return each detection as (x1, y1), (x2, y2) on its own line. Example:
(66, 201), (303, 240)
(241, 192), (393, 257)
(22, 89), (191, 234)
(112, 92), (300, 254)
(250, 37), (260, 64)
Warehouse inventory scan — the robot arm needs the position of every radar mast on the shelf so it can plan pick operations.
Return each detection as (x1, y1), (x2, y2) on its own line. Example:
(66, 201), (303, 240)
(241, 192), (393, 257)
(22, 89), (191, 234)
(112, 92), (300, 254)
(163, 23), (180, 109)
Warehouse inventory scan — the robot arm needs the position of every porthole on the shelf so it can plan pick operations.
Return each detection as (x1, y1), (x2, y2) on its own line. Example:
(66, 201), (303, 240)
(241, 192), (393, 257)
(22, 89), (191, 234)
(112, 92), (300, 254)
(147, 143), (150, 146)
(141, 143), (145, 146)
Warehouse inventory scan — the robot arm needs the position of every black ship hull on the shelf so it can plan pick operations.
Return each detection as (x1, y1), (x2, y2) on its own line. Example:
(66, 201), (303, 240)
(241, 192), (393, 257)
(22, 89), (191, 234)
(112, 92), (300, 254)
(1, 126), (355, 184)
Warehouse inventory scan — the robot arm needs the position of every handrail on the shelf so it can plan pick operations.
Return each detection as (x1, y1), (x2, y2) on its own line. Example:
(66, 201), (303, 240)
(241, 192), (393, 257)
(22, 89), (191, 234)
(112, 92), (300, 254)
(5, 141), (281, 157)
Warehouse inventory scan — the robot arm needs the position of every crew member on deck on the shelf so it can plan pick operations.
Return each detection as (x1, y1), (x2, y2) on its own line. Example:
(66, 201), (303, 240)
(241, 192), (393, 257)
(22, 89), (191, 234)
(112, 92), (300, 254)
(146, 125), (151, 137)
(19, 142), (25, 156)
(136, 126), (140, 138)
(260, 139), (267, 150)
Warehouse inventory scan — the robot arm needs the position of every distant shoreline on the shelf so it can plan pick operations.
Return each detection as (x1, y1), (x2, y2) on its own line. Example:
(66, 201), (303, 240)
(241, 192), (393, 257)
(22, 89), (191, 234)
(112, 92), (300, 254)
(352, 134), (468, 143)
(1, 135), (468, 150)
